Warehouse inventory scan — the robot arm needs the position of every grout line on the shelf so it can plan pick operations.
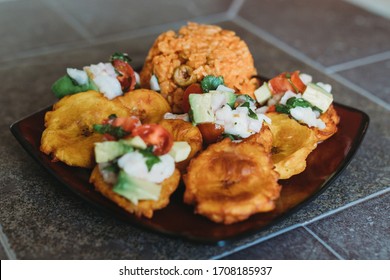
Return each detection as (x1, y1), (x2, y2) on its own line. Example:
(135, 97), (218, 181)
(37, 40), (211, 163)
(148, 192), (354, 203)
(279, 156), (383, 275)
(233, 16), (390, 111)
(226, 0), (246, 19)
(211, 224), (302, 259)
(233, 16), (326, 72)
(0, 41), (93, 67)
(39, 0), (95, 44)
(213, 187), (390, 259)
(303, 226), (345, 260)
(303, 187), (390, 225)
(0, 224), (17, 260)
(329, 73), (390, 110)
(0, 12), (231, 66)
(325, 51), (390, 74)
(93, 12), (231, 45)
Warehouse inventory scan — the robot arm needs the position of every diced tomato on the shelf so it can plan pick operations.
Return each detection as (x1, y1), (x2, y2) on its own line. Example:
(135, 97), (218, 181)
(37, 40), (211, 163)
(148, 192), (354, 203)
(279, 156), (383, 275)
(112, 116), (141, 132)
(266, 105), (276, 113)
(111, 59), (136, 92)
(269, 71), (306, 94)
(131, 124), (173, 155)
(103, 134), (116, 141)
(197, 123), (224, 146)
(268, 73), (295, 94)
(290, 71), (306, 93)
(182, 83), (203, 113)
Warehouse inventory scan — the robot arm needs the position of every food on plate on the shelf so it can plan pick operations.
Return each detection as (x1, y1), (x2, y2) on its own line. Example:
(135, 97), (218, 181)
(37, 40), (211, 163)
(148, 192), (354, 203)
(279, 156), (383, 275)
(40, 91), (129, 168)
(52, 52), (137, 99)
(254, 71), (340, 141)
(38, 21), (343, 225)
(42, 52), (171, 168)
(90, 164), (180, 218)
(242, 124), (273, 153)
(183, 138), (281, 224)
(184, 77), (271, 146)
(159, 119), (203, 172)
(116, 89), (171, 123)
(90, 115), (189, 218)
(267, 113), (318, 179)
(140, 22), (258, 113)
(311, 104), (340, 142)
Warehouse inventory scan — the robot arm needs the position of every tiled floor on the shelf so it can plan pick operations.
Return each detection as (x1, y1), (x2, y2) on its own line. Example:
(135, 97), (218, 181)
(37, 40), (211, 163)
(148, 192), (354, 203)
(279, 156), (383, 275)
(0, 0), (389, 259)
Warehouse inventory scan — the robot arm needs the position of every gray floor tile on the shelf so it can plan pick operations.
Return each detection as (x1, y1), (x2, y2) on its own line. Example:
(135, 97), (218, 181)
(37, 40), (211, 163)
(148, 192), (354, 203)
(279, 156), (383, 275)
(338, 59), (390, 104)
(45, 0), (233, 38)
(307, 192), (390, 259)
(0, 243), (9, 260)
(238, 0), (390, 66)
(0, 0), (84, 61)
(222, 227), (338, 259)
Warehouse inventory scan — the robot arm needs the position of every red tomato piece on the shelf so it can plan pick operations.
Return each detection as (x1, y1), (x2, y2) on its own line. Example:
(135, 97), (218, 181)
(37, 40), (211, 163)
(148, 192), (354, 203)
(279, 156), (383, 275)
(290, 71), (306, 93)
(182, 83), (203, 113)
(266, 105), (276, 113)
(197, 122), (224, 146)
(111, 59), (136, 92)
(131, 124), (174, 155)
(268, 73), (295, 94)
(112, 116), (141, 132)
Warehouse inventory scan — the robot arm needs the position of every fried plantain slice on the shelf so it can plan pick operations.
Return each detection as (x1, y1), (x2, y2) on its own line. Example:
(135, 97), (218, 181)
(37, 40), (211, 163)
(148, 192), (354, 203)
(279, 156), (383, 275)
(242, 124), (273, 153)
(267, 113), (318, 179)
(40, 91), (129, 168)
(183, 138), (281, 224)
(116, 89), (171, 124)
(312, 104), (340, 142)
(159, 119), (203, 172)
(90, 166), (180, 218)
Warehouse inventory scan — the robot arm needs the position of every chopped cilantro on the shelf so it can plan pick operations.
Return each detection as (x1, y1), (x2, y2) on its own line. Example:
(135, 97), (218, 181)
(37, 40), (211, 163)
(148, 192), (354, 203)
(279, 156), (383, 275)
(286, 97), (312, 108)
(238, 100), (258, 120)
(103, 162), (120, 173)
(276, 97), (316, 115)
(138, 147), (161, 171)
(93, 124), (129, 139)
(110, 52), (132, 63)
(201, 75), (224, 93)
(248, 108), (258, 120)
(222, 133), (242, 141)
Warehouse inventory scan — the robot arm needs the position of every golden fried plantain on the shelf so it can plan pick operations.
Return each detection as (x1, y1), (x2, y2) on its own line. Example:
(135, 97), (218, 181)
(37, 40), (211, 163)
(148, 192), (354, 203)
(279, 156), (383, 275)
(159, 119), (203, 172)
(183, 138), (281, 224)
(267, 113), (318, 179)
(312, 104), (340, 142)
(41, 91), (129, 168)
(90, 166), (180, 218)
(242, 124), (273, 153)
(116, 89), (171, 123)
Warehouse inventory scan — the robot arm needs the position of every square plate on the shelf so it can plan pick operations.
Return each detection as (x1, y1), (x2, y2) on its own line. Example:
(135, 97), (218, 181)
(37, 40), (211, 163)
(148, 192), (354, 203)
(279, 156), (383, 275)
(10, 102), (369, 245)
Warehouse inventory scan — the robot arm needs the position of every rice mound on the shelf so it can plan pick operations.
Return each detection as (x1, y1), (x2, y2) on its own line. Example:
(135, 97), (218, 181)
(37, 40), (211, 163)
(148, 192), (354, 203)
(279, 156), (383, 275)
(140, 22), (258, 113)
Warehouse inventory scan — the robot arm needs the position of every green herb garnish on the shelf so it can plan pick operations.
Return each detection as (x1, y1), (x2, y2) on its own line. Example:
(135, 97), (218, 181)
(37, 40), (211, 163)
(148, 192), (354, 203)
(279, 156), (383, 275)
(239, 101), (258, 120)
(93, 124), (129, 139)
(200, 75), (224, 93)
(286, 97), (312, 108)
(222, 133), (242, 141)
(110, 52), (132, 63)
(138, 147), (161, 171)
(276, 97), (316, 114)
(103, 162), (120, 173)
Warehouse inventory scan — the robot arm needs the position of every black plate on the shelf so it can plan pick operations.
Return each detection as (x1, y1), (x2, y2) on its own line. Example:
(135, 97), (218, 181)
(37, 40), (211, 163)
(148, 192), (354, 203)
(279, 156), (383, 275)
(10, 102), (369, 245)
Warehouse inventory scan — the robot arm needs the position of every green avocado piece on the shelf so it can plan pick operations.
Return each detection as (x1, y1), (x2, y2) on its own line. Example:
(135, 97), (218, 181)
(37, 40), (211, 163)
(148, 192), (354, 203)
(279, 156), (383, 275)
(189, 91), (237, 124)
(94, 141), (133, 163)
(113, 170), (161, 205)
(51, 75), (98, 99)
